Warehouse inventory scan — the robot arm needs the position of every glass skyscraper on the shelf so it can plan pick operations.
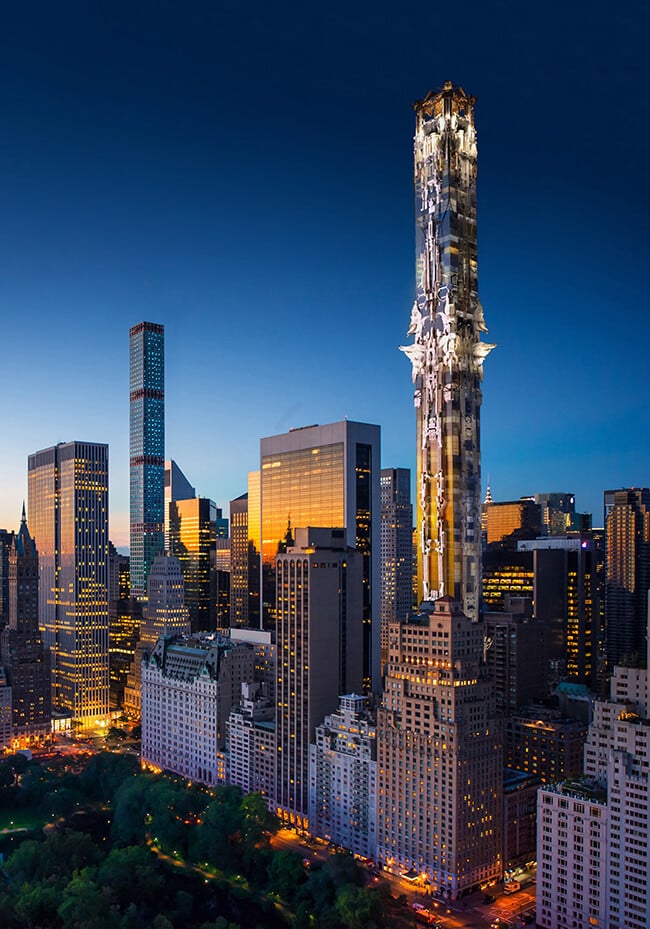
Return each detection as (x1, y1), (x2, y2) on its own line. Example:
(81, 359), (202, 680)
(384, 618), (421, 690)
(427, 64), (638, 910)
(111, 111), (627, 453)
(28, 441), (109, 725)
(129, 321), (165, 599)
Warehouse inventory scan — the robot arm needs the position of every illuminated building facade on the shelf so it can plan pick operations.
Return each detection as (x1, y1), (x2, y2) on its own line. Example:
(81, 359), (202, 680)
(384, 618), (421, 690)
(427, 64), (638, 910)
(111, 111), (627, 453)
(309, 694), (377, 858)
(400, 82), (494, 618)
(163, 459), (195, 550)
(261, 421), (380, 690)
(484, 499), (542, 546)
(141, 632), (254, 785)
(129, 321), (165, 599)
(520, 537), (599, 687)
(377, 597), (502, 899)
(380, 468), (413, 668)
(506, 709), (587, 783)
(229, 471), (261, 628)
(604, 488), (650, 668)
(275, 528), (363, 828)
(169, 496), (217, 631)
(28, 441), (109, 725)
(0, 509), (51, 742)
(538, 637), (650, 929)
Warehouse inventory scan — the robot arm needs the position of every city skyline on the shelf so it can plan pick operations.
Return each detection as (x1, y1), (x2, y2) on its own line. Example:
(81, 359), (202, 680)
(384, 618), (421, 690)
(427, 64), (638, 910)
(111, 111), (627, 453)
(0, 2), (648, 546)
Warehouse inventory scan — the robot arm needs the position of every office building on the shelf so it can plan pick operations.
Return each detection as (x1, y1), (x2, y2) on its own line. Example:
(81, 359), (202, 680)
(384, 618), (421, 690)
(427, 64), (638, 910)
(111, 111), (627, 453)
(400, 83), (494, 618)
(0, 528), (13, 626)
(275, 528), (363, 828)
(164, 459), (195, 549)
(604, 488), (650, 668)
(377, 597), (502, 899)
(484, 598), (548, 715)
(261, 421), (380, 690)
(309, 694), (377, 858)
(141, 632), (254, 785)
(519, 537), (599, 687)
(506, 708), (587, 783)
(485, 499), (542, 546)
(28, 441), (109, 725)
(169, 496), (217, 630)
(129, 321), (165, 599)
(214, 538), (231, 628)
(380, 468), (413, 667)
(229, 471), (261, 628)
(123, 553), (190, 718)
(0, 508), (51, 743)
(532, 492), (591, 536)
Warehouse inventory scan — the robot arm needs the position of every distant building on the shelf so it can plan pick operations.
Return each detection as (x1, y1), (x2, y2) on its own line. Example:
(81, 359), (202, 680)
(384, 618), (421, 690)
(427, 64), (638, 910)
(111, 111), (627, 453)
(503, 768), (540, 868)
(0, 528), (13, 626)
(214, 538), (231, 629)
(380, 468), (413, 668)
(130, 321), (165, 598)
(0, 667), (11, 748)
(169, 496), (218, 631)
(530, 492), (591, 536)
(261, 421), (380, 691)
(484, 500), (542, 546)
(0, 509), (51, 744)
(164, 459), (195, 549)
(604, 488), (650, 668)
(275, 528), (364, 828)
(28, 441), (109, 725)
(109, 597), (142, 711)
(141, 632), (254, 785)
(377, 597), (502, 900)
(519, 537), (600, 687)
(506, 708), (587, 783)
(229, 473), (261, 628)
(485, 598), (548, 714)
(123, 553), (190, 718)
(309, 694), (377, 858)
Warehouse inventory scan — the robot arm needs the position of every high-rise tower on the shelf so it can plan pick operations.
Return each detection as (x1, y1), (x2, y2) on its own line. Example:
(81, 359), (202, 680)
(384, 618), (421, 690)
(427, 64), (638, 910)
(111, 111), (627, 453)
(130, 321), (165, 599)
(28, 441), (109, 724)
(401, 82), (494, 619)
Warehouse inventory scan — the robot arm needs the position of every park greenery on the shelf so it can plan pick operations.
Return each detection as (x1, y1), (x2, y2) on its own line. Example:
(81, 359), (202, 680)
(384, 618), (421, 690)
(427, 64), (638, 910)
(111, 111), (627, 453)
(0, 752), (394, 929)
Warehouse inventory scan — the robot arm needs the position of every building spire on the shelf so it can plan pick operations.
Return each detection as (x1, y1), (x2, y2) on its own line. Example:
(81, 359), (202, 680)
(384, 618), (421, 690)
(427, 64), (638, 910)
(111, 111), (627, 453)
(484, 479), (493, 505)
(21, 500), (26, 524)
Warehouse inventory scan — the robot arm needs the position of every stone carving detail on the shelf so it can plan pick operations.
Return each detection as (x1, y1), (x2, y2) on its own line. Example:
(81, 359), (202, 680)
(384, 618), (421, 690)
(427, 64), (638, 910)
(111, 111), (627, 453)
(402, 84), (494, 620)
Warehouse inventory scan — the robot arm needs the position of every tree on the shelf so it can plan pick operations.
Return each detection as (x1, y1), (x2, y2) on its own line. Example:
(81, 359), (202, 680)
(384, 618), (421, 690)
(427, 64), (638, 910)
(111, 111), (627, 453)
(240, 793), (277, 849)
(267, 849), (306, 903)
(96, 845), (163, 910)
(57, 871), (121, 929)
(110, 775), (151, 847)
(335, 885), (383, 929)
(13, 883), (61, 929)
(6, 832), (100, 886)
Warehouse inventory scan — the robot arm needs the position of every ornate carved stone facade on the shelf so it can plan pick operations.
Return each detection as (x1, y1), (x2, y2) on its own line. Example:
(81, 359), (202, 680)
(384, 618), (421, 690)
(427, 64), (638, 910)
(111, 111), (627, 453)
(401, 82), (494, 618)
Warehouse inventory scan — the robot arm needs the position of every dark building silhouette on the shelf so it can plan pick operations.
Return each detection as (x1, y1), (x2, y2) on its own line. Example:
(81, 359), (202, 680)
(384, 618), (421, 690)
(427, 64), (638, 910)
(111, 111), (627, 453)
(485, 597), (548, 714)
(0, 508), (51, 743)
(604, 488), (650, 669)
(229, 482), (260, 628)
(0, 529), (12, 627)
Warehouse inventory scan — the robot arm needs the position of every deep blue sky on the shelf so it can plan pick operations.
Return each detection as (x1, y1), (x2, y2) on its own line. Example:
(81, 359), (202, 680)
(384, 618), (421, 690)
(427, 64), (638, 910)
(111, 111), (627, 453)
(0, 1), (648, 546)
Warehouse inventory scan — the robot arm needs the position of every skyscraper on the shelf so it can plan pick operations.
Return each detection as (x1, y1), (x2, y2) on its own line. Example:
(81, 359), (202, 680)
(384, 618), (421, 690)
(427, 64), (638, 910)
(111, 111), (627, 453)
(229, 470), (261, 629)
(378, 82), (502, 902)
(261, 421), (380, 691)
(168, 496), (217, 630)
(0, 508), (51, 743)
(377, 598), (502, 898)
(28, 441), (109, 725)
(380, 468), (413, 667)
(164, 459), (195, 550)
(401, 82), (494, 619)
(604, 488), (650, 668)
(130, 321), (165, 599)
(275, 528), (363, 828)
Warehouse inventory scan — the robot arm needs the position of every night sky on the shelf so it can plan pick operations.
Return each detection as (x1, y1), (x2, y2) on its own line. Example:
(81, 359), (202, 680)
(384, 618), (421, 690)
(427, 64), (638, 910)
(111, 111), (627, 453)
(0, 1), (648, 547)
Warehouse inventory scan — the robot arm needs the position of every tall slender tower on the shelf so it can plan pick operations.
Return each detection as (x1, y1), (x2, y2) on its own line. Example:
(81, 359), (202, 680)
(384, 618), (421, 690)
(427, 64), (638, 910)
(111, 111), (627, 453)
(401, 82), (494, 619)
(130, 322), (165, 599)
